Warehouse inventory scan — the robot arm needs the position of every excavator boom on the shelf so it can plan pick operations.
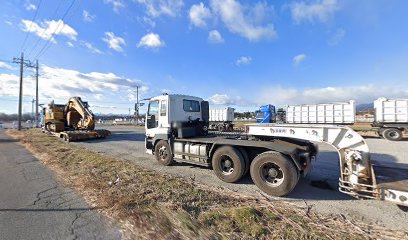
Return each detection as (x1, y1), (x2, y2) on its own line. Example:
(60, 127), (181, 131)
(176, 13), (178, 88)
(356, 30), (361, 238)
(65, 97), (95, 130)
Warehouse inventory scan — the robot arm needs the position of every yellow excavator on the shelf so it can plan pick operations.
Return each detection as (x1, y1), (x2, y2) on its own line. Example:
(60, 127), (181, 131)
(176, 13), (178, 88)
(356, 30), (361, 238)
(43, 97), (110, 142)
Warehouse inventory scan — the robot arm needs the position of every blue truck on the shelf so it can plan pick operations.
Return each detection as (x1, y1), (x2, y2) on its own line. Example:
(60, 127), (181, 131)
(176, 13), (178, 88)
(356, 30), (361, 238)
(255, 104), (276, 123)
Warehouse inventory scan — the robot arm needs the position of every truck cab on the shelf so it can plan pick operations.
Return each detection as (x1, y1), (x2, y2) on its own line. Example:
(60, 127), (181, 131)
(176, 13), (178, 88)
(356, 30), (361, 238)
(256, 104), (276, 123)
(145, 94), (209, 152)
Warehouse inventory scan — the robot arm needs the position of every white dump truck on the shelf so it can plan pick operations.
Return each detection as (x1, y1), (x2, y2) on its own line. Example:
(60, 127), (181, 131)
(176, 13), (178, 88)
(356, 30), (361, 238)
(145, 94), (408, 207)
(209, 107), (235, 131)
(285, 98), (408, 141)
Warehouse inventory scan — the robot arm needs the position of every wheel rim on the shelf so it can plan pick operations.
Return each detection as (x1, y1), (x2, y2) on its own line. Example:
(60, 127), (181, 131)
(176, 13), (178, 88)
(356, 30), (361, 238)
(220, 155), (234, 175)
(158, 146), (168, 161)
(259, 162), (284, 187)
(388, 131), (399, 139)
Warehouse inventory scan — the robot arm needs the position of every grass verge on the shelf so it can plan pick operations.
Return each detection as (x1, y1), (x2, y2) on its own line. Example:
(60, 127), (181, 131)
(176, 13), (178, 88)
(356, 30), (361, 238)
(7, 129), (407, 240)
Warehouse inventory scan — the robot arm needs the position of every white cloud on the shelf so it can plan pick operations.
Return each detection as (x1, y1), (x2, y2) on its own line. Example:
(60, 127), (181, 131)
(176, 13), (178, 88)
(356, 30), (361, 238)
(208, 30), (224, 43)
(137, 33), (165, 48)
(259, 85), (408, 106)
(293, 53), (306, 66)
(66, 42), (74, 47)
(104, 0), (125, 12)
(328, 28), (346, 46)
(102, 32), (126, 52)
(0, 65), (148, 107)
(20, 19), (78, 43)
(142, 16), (156, 28)
(0, 61), (16, 71)
(80, 41), (103, 54)
(290, 0), (338, 24)
(82, 10), (96, 22)
(135, 0), (184, 18)
(236, 56), (252, 66)
(210, 0), (276, 41)
(25, 2), (36, 11)
(208, 94), (235, 105)
(189, 2), (212, 28)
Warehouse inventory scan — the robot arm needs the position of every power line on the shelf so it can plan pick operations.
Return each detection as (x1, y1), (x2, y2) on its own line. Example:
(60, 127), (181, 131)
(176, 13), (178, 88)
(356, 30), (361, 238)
(26, 0), (64, 59)
(19, 0), (43, 53)
(35, 0), (83, 59)
(34, 0), (77, 59)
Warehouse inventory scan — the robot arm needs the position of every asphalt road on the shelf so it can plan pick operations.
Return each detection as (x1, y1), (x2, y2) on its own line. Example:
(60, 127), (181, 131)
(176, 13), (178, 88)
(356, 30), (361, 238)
(0, 130), (122, 240)
(74, 126), (408, 231)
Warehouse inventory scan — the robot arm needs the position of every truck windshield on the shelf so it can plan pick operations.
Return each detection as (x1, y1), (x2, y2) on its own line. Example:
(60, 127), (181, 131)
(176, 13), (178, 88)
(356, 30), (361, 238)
(256, 112), (265, 119)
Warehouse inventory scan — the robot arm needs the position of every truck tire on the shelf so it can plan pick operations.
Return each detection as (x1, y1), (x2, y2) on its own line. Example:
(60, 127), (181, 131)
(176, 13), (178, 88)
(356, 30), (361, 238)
(250, 151), (298, 197)
(212, 146), (245, 183)
(237, 147), (250, 176)
(155, 140), (174, 166)
(382, 128), (402, 141)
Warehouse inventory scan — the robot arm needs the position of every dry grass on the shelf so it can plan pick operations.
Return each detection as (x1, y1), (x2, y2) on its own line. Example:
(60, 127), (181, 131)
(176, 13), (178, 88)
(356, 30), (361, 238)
(7, 129), (408, 240)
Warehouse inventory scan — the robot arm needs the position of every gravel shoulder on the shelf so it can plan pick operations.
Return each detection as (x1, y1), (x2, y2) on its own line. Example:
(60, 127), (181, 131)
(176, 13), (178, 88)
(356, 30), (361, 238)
(74, 126), (408, 232)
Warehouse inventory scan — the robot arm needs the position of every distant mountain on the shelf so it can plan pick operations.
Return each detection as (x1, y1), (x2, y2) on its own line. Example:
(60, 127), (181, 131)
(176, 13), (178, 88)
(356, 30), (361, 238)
(356, 103), (374, 111)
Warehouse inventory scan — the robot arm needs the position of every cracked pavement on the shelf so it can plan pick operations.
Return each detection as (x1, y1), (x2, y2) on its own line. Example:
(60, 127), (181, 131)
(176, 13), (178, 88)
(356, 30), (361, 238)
(0, 130), (122, 240)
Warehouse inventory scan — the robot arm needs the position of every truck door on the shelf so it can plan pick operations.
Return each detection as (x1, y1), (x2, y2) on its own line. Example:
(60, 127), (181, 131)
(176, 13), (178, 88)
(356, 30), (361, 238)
(146, 100), (159, 129)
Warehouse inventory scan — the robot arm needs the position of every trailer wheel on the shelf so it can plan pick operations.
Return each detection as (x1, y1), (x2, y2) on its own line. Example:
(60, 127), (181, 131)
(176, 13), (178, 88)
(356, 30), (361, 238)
(155, 140), (174, 166)
(382, 128), (402, 141)
(212, 146), (245, 183)
(250, 151), (298, 197)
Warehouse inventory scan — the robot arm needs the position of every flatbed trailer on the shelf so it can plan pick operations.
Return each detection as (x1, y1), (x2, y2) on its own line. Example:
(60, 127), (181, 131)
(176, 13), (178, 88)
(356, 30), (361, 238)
(246, 123), (408, 207)
(44, 129), (111, 142)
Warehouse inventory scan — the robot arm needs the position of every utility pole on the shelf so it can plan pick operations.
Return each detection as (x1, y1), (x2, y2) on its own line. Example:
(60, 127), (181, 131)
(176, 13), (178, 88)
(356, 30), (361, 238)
(35, 60), (39, 127)
(13, 53), (25, 130)
(13, 53), (36, 130)
(136, 85), (139, 121)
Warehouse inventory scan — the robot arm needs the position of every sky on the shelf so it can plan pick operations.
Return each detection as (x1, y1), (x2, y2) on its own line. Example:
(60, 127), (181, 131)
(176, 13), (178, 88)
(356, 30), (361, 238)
(0, 0), (407, 114)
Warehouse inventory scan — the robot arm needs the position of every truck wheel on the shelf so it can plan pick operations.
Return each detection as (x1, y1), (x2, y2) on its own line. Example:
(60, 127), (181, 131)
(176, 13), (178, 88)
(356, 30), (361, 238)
(212, 146), (245, 183)
(382, 128), (402, 141)
(237, 147), (250, 176)
(155, 140), (174, 166)
(250, 151), (298, 197)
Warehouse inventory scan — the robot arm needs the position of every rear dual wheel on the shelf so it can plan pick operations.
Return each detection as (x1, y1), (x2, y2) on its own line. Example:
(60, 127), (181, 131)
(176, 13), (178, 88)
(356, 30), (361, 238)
(212, 146), (246, 183)
(250, 151), (299, 197)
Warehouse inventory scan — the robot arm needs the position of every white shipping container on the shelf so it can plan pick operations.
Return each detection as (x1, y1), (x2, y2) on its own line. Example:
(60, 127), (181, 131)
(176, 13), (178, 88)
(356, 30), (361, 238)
(209, 107), (235, 122)
(286, 100), (356, 124)
(374, 98), (408, 123)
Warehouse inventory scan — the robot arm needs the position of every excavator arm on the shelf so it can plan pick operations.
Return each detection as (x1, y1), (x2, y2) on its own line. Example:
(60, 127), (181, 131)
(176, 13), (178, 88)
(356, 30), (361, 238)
(65, 97), (95, 130)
